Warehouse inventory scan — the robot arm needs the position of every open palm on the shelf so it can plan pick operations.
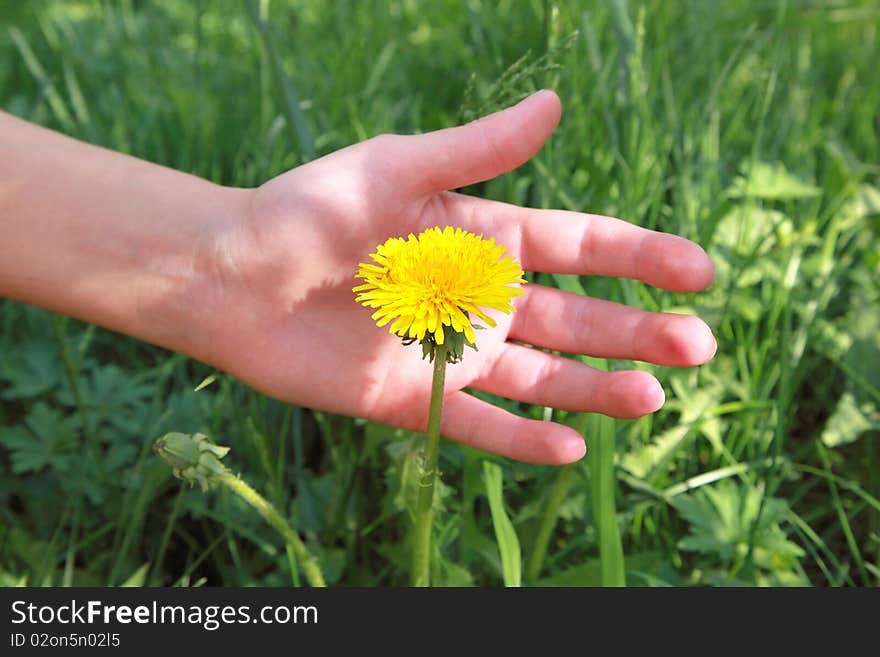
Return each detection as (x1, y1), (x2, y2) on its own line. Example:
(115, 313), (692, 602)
(204, 91), (716, 464)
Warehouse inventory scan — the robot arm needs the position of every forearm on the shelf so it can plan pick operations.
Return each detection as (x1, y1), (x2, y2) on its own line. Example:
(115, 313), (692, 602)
(0, 111), (249, 361)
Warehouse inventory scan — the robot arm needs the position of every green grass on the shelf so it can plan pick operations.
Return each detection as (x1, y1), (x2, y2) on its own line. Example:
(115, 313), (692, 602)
(1, 0), (879, 587)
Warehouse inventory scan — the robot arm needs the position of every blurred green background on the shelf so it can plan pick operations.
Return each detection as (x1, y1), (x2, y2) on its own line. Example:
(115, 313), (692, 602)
(1, 0), (878, 586)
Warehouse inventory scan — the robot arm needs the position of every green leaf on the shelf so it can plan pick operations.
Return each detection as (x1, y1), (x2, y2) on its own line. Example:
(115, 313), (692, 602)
(672, 481), (804, 578)
(537, 552), (668, 587)
(194, 373), (219, 392)
(0, 340), (61, 400)
(58, 364), (152, 436)
(551, 273), (587, 295)
(727, 161), (821, 200)
(482, 461), (521, 587)
(538, 559), (602, 586)
(621, 379), (724, 479)
(0, 402), (79, 474)
(434, 558), (475, 587)
(120, 562), (150, 587)
(822, 393), (879, 448)
(0, 426), (52, 474)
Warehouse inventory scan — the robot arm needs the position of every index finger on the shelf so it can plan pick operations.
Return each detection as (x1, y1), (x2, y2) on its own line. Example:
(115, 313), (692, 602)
(435, 194), (715, 293)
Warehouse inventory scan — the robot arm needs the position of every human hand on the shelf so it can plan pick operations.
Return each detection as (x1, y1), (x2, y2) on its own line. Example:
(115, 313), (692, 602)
(200, 90), (716, 464)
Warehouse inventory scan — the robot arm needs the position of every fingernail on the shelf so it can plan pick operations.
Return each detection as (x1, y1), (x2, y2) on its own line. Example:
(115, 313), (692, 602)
(647, 377), (666, 412)
(566, 437), (587, 462)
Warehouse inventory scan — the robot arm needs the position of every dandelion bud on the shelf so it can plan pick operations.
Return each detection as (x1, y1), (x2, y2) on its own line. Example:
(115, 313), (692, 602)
(153, 432), (231, 491)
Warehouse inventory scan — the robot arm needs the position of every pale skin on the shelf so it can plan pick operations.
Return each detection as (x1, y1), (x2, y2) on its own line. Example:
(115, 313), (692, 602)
(0, 90), (716, 465)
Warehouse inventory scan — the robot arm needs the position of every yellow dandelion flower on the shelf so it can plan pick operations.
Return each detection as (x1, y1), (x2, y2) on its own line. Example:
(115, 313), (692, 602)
(353, 226), (525, 351)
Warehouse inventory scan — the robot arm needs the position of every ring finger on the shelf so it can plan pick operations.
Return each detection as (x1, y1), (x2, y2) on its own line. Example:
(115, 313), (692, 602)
(509, 284), (717, 367)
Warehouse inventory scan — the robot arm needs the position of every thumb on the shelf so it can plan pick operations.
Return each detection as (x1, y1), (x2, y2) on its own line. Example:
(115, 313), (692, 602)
(392, 89), (562, 196)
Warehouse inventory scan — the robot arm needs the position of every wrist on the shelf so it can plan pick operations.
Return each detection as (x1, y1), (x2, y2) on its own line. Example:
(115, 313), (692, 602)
(144, 182), (255, 366)
(0, 112), (257, 367)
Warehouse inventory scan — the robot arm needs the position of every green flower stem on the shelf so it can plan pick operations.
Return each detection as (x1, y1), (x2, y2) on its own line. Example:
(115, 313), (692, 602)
(411, 342), (449, 587)
(218, 472), (326, 588)
(154, 432), (325, 587)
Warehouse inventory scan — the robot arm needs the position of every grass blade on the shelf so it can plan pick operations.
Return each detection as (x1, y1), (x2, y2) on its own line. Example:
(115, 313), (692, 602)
(526, 464), (572, 583)
(483, 461), (521, 587)
(243, 0), (315, 161)
(589, 406), (626, 586)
